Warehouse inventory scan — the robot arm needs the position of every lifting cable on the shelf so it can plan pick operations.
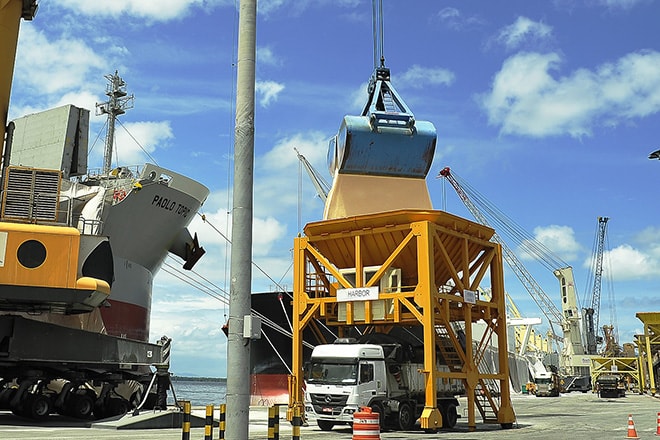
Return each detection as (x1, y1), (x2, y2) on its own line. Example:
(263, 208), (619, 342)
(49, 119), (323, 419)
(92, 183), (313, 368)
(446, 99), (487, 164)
(372, 0), (385, 69)
(160, 212), (338, 360)
(446, 171), (567, 273)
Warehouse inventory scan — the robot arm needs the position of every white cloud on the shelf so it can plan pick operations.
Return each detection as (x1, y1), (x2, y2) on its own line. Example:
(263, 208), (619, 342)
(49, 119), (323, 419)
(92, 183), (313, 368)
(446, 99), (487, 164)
(11, 26), (105, 119)
(54, 0), (227, 22)
(496, 17), (553, 50)
(586, 244), (660, 280)
(398, 65), (455, 89)
(517, 225), (582, 262)
(97, 120), (173, 167)
(529, 224), (582, 262)
(256, 80), (285, 107)
(434, 7), (484, 31)
(257, 46), (282, 67)
(597, 0), (646, 9)
(480, 50), (660, 138)
(255, 131), (329, 220)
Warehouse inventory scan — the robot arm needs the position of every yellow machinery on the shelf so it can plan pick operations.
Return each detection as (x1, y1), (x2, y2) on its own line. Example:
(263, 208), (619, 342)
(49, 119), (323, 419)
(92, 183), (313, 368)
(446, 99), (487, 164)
(287, 209), (515, 431)
(589, 356), (638, 393)
(0, 166), (112, 313)
(635, 312), (660, 395)
(1, 0), (38, 145)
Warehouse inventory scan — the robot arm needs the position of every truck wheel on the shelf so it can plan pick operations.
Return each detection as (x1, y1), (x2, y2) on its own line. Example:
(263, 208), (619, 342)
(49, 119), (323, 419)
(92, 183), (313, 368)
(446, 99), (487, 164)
(317, 420), (334, 431)
(68, 393), (95, 419)
(25, 394), (51, 420)
(397, 402), (415, 431)
(106, 398), (129, 417)
(442, 403), (458, 429)
(370, 401), (385, 429)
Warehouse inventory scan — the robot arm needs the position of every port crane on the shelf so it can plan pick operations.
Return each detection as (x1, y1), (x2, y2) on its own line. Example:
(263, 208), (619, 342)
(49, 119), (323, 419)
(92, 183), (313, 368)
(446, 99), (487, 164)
(583, 216), (608, 354)
(0, 1), (179, 420)
(288, 0), (516, 432)
(438, 167), (591, 383)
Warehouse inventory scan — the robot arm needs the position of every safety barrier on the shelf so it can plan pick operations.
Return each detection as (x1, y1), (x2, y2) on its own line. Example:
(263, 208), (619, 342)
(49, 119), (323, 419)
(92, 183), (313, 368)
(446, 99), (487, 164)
(353, 406), (381, 440)
(181, 403), (295, 439)
(268, 404), (280, 440)
(204, 404), (214, 440)
(291, 405), (302, 440)
(218, 403), (226, 439)
(181, 400), (191, 440)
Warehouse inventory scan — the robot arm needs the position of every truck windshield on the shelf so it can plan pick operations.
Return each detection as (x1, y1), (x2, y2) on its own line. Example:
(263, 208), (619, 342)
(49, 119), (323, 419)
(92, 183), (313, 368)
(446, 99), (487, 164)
(306, 361), (357, 385)
(535, 378), (551, 384)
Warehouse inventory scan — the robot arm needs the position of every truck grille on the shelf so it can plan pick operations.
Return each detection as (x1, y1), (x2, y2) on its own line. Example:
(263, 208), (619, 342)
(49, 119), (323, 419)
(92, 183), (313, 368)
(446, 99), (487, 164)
(310, 393), (348, 415)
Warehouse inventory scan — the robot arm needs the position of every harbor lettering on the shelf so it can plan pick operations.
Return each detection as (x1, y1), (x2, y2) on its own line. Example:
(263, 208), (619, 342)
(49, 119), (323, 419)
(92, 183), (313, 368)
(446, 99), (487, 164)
(346, 289), (372, 299)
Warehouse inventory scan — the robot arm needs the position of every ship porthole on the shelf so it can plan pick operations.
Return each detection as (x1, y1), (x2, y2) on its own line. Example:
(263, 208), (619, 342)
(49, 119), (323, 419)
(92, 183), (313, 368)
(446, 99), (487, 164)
(17, 240), (47, 269)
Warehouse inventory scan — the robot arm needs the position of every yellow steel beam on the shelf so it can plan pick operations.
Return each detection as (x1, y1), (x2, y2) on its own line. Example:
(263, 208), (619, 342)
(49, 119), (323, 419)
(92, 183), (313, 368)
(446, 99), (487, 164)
(288, 210), (515, 430)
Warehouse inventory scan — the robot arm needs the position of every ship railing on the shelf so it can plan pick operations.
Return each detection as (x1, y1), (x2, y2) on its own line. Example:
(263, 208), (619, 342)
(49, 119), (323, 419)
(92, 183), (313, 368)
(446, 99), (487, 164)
(85, 165), (142, 181)
(77, 216), (104, 235)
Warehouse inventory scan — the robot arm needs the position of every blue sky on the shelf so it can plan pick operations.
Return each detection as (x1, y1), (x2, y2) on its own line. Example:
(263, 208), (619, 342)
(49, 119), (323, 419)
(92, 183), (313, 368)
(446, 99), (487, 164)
(8, 0), (660, 377)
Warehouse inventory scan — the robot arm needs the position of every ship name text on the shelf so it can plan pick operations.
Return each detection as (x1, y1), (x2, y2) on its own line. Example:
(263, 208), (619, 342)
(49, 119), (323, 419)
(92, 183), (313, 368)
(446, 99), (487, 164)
(152, 195), (190, 218)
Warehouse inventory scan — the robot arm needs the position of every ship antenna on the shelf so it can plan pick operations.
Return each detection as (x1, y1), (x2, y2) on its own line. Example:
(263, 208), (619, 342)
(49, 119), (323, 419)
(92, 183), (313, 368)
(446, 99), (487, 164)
(96, 71), (134, 175)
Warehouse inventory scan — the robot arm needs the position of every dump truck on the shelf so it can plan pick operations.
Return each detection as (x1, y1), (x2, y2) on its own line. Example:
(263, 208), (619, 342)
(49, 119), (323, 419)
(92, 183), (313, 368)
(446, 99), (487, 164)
(303, 338), (463, 432)
(534, 371), (560, 397)
(595, 374), (626, 398)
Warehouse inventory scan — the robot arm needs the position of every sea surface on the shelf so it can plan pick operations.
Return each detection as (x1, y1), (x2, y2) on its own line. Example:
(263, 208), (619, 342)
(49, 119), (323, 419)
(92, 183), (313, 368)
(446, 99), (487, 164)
(169, 377), (227, 406)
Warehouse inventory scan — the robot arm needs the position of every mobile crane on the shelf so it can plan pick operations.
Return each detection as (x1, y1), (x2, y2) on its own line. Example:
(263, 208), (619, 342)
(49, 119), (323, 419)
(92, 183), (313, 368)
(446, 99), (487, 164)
(0, 1), (183, 420)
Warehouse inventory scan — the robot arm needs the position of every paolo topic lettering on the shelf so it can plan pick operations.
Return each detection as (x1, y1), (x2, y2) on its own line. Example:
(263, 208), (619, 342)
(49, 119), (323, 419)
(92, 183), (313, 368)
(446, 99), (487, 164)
(152, 195), (191, 218)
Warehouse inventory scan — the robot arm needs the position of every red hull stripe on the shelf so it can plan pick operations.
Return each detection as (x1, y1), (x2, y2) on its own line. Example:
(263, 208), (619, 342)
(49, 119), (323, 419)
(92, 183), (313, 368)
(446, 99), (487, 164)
(100, 299), (149, 341)
(250, 374), (290, 406)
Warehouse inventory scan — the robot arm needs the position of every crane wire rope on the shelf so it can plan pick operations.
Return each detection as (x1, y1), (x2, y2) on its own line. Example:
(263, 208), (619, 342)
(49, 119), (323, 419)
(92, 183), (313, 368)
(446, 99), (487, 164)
(447, 171), (568, 273)
(160, 212), (338, 348)
(372, 0), (385, 69)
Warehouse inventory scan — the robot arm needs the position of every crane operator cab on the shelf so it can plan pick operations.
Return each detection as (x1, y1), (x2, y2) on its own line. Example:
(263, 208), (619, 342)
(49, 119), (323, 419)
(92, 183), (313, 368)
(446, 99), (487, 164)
(324, 65), (437, 219)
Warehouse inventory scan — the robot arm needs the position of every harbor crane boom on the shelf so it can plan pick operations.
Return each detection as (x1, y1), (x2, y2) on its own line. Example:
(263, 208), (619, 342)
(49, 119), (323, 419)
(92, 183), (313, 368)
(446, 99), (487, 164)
(438, 168), (562, 328)
(438, 167), (589, 379)
(584, 216), (609, 354)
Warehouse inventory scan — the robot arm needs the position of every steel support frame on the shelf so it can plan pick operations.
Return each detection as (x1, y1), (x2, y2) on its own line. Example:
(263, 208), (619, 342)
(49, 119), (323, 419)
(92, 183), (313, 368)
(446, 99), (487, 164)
(635, 312), (660, 395)
(287, 211), (515, 430)
(589, 356), (639, 391)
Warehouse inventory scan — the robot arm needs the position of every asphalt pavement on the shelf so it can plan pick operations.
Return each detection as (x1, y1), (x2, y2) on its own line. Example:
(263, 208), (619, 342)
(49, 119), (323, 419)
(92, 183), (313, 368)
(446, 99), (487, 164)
(0, 391), (658, 439)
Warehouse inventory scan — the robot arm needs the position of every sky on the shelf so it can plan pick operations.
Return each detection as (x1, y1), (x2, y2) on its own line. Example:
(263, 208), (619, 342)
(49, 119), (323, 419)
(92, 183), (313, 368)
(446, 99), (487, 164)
(7, 0), (660, 377)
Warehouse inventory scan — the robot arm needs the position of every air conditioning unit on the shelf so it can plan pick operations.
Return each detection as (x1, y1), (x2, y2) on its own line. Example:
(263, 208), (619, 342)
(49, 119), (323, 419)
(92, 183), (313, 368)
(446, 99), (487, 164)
(337, 266), (401, 322)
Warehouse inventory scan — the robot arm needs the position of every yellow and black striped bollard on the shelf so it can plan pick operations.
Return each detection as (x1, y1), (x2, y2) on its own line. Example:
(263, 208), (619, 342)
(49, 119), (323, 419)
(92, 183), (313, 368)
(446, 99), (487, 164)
(218, 403), (226, 439)
(181, 401), (191, 440)
(204, 404), (214, 440)
(267, 405), (280, 440)
(292, 406), (301, 440)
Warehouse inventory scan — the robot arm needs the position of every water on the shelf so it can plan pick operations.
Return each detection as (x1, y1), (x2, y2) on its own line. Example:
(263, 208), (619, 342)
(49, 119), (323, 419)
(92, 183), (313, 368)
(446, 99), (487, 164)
(169, 377), (227, 406)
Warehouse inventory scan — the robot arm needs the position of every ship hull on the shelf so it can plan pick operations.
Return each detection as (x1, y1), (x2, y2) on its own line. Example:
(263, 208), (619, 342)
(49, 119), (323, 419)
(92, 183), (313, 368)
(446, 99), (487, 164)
(94, 164), (209, 341)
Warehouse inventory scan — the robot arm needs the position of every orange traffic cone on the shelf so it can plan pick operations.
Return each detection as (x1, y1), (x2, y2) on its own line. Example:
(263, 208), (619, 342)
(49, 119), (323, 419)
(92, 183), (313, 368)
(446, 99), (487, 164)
(656, 411), (660, 436)
(627, 414), (639, 439)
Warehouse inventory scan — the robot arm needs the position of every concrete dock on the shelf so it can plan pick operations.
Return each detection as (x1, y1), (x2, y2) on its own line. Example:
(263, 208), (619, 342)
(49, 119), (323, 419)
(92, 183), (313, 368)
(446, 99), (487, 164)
(1, 392), (658, 439)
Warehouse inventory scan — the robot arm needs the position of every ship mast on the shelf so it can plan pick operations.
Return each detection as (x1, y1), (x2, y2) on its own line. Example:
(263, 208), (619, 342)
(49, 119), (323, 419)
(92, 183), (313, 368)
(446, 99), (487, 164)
(96, 71), (134, 175)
